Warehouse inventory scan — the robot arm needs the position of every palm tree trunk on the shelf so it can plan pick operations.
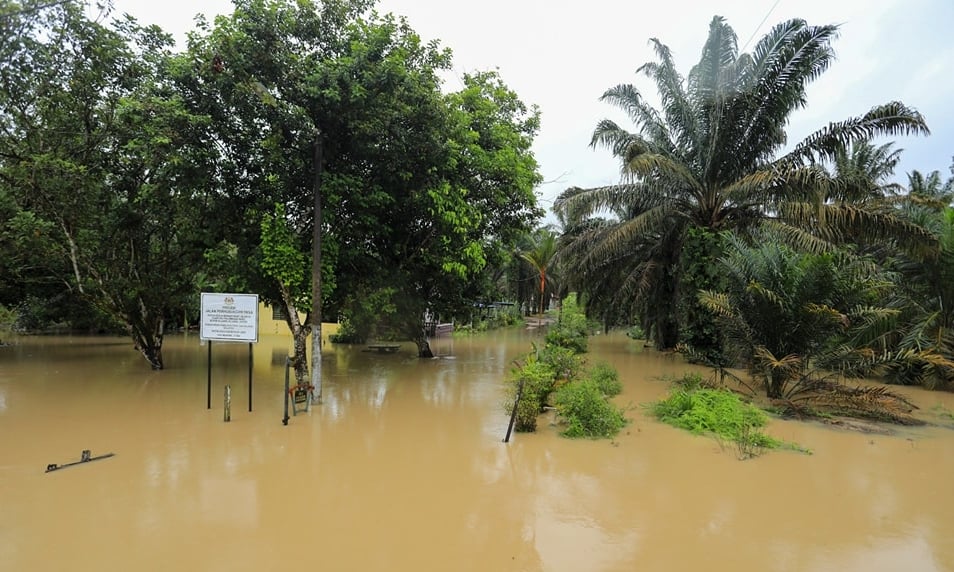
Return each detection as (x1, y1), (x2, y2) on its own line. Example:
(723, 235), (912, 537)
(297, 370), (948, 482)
(539, 269), (546, 315)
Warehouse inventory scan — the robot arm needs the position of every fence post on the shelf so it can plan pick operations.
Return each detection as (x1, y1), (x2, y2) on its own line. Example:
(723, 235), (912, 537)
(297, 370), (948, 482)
(224, 384), (231, 422)
(282, 357), (290, 426)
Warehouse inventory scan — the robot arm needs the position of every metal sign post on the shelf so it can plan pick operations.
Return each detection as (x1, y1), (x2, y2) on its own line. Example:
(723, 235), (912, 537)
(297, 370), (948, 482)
(200, 293), (259, 412)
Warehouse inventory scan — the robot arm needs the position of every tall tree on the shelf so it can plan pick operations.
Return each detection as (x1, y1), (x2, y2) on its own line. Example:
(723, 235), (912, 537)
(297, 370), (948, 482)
(182, 1), (541, 369)
(0, 1), (216, 368)
(555, 16), (933, 351)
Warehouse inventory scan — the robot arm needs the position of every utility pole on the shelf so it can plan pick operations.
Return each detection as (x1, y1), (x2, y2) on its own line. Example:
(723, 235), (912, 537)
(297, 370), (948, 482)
(310, 132), (323, 404)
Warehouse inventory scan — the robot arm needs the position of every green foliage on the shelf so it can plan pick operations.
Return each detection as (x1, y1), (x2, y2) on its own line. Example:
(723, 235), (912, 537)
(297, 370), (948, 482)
(505, 355), (557, 432)
(0, 1), (544, 364)
(553, 379), (626, 439)
(679, 227), (728, 364)
(0, 305), (16, 332)
(328, 318), (363, 344)
(698, 234), (891, 398)
(545, 293), (589, 353)
(589, 362), (622, 397)
(456, 306), (522, 335)
(625, 325), (646, 340)
(504, 340), (626, 438)
(260, 203), (310, 308)
(668, 372), (706, 389)
(519, 228), (558, 315)
(537, 344), (584, 383)
(336, 287), (399, 343)
(875, 202), (954, 389)
(0, 3), (217, 366)
(649, 387), (795, 458)
(553, 15), (931, 353)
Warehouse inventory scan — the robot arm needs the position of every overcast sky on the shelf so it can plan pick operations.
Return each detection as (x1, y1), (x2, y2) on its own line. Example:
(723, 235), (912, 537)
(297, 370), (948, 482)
(112, 0), (954, 215)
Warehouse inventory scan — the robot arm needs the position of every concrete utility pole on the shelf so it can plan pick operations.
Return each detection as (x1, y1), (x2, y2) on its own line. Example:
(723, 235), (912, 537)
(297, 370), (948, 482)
(310, 132), (323, 404)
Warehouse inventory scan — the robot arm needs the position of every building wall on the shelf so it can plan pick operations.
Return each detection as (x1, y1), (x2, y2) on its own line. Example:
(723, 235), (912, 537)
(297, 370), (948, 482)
(257, 302), (340, 339)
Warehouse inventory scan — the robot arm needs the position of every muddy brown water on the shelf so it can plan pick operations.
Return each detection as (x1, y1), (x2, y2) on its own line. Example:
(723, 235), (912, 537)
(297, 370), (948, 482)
(2, 330), (954, 571)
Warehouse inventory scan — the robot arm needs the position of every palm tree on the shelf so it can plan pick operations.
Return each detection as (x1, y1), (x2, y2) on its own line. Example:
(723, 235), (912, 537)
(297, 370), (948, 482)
(698, 235), (870, 398)
(520, 229), (558, 316)
(898, 169), (954, 232)
(554, 16), (933, 351)
(828, 141), (904, 204)
(873, 171), (954, 388)
(698, 234), (921, 422)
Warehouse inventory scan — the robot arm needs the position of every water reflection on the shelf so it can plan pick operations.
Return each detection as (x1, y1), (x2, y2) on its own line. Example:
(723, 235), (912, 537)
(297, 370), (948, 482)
(1, 332), (953, 571)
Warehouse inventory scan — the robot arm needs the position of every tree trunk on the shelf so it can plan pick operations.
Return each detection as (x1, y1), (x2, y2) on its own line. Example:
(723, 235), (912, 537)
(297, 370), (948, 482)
(126, 303), (165, 370)
(131, 325), (164, 369)
(291, 323), (309, 385)
(137, 338), (164, 370)
(414, 332), (434, 358)
(538, 269), (546, 315)
(279, 287), (309, 386)
(654, 313), (680, 351)
(766, 372), (783, 399)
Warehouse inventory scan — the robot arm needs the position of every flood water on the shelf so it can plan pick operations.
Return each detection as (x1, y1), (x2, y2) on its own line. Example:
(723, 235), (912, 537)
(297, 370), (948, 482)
(2, 329), (954, 571)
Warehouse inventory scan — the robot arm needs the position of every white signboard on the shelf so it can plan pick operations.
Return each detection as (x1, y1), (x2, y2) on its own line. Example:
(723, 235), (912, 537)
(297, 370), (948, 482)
(200, 293), (259, 342)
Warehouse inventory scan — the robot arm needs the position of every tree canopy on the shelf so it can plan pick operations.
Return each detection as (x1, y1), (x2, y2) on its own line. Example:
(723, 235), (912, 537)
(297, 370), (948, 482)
(555, 15), (933, 354)
(0, 0), (542, 369)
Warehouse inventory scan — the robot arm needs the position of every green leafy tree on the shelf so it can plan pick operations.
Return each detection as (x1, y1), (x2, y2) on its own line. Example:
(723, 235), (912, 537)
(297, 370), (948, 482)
(0, 1), (216, 368)
(260, 204), (313, 382)
(183, 2), (541, 365)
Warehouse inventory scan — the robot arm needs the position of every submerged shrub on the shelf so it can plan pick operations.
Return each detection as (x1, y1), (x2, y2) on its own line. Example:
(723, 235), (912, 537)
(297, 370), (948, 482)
(505, 356), (557, 432)
(553, 380), (627, 438)
(649, 386), (804, 458)
(625, 324), (646, 340)
(539, 344), (584, 383)
(589, 362), (622, 397)
(651, 388), (767, 438)
(0, 305), (15, 332)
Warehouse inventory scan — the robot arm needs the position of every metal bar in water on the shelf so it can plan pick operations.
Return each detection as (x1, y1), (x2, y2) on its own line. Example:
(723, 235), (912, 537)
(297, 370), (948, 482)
(45, 450), (115, 473)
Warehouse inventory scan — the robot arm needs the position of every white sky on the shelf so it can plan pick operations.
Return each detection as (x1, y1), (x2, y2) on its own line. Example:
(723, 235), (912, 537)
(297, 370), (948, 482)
(111, 0), (954, 216)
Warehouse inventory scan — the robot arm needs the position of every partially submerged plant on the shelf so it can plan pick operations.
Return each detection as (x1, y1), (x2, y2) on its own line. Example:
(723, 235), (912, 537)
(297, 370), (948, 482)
(649, 384), (807, 459)
(553, 379), (626, 439)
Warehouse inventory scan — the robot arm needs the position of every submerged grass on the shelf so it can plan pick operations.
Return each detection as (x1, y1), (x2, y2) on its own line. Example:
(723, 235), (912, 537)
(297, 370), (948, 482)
(649, 381), (808, 459)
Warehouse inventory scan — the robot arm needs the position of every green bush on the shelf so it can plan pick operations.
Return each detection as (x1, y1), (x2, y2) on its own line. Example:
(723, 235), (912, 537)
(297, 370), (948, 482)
(538, 344), (584, 383)
(648, 386), (806, 457)
(0, 305), (15, 332)
(553, 379), (627, 438)
(504, 356), (557, 432)
(589, 362), (622, 397)
(625, 325), (646, 340)
(328, 318), (364, 343)
(651, 388), (767, 438)
(545, 293), (589, 353)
